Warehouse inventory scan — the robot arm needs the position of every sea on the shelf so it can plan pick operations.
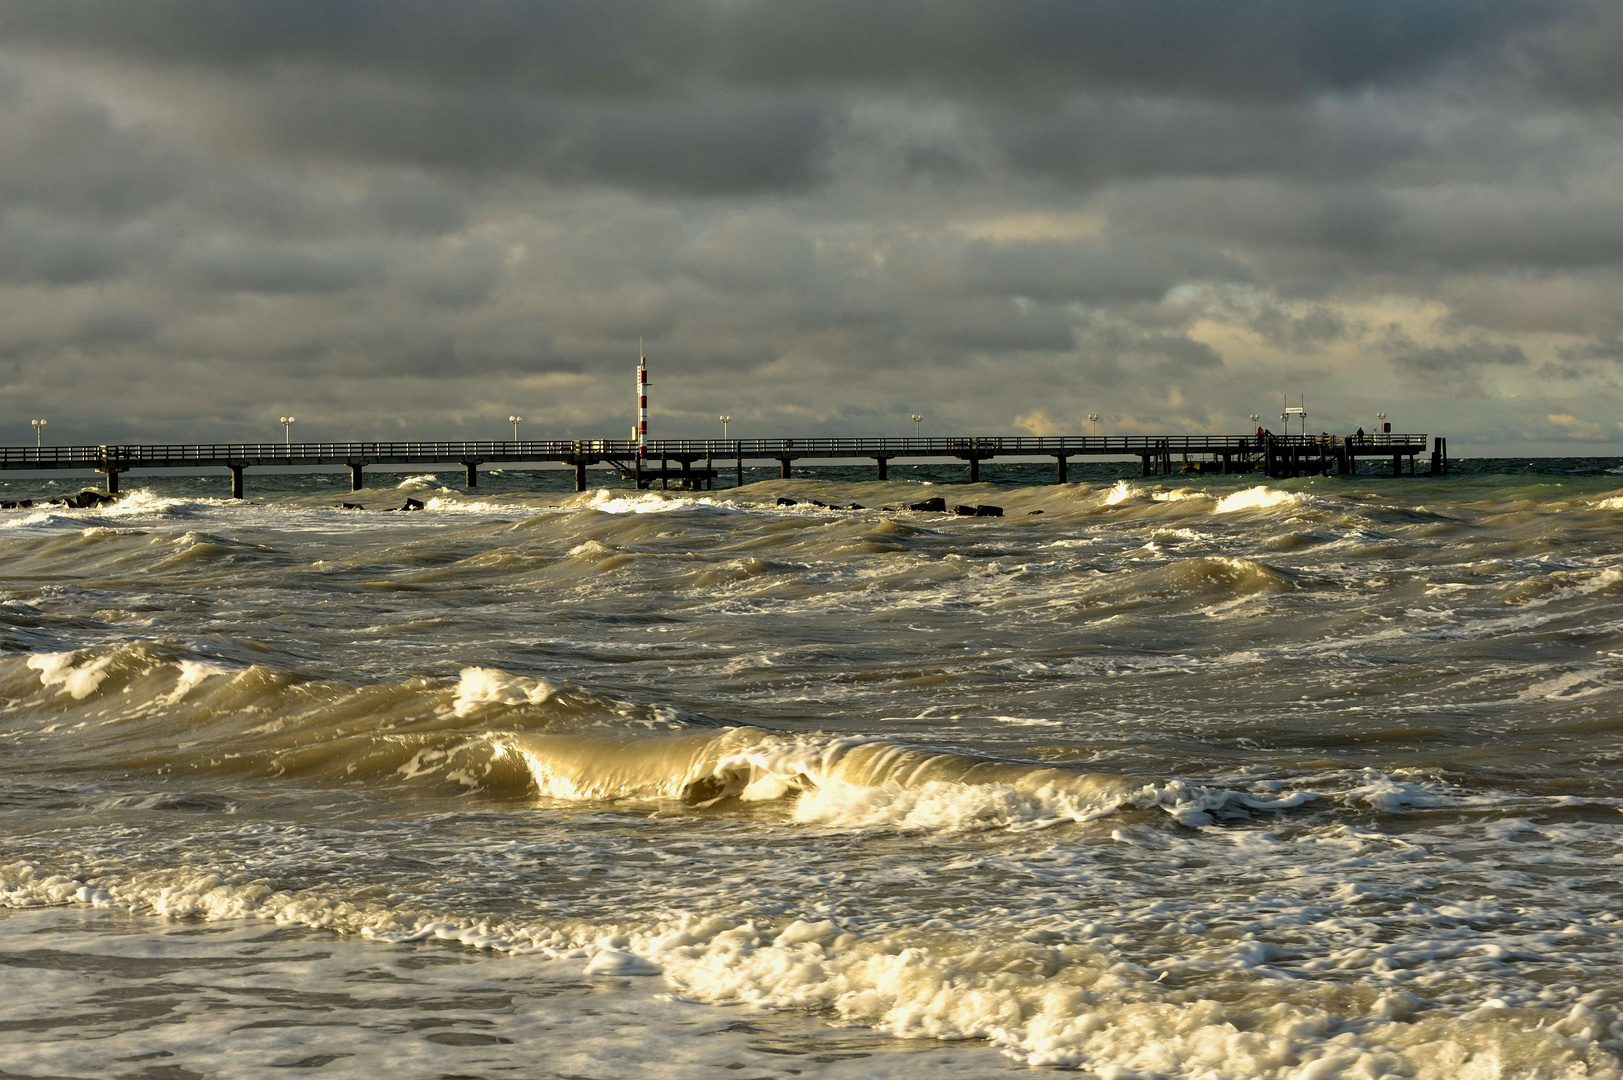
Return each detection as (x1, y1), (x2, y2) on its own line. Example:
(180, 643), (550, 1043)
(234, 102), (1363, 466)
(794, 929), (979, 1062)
(1, 459), (1620, 1080)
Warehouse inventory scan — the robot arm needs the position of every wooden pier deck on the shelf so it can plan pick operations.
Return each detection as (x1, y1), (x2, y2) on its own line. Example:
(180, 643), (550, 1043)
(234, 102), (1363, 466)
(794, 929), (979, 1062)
(0, 433), (1444, 497)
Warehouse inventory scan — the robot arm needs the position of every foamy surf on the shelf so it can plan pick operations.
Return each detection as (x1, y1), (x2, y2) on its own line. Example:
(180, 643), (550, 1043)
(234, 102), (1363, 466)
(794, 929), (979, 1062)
(3, 859), (1616, 1080)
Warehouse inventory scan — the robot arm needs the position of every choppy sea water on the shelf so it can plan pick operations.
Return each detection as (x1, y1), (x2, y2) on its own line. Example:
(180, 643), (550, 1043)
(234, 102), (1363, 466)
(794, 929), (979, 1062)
(2, 459), (1620, 1079)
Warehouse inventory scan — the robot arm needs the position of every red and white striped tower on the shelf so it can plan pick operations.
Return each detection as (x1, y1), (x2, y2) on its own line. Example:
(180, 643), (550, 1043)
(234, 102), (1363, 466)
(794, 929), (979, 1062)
(637, 348), (648, 460)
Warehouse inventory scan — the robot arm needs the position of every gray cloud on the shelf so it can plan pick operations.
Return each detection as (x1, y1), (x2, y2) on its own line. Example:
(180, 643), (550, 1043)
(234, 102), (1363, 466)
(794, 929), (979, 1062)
(0, 1), (1559, 101)
(1388, 337), (1529, 375)
(0, 1), (1621, 451)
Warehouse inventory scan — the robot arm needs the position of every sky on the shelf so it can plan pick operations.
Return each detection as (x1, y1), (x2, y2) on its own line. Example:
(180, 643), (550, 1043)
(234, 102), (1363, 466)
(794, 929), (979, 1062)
(2, 1), (1622, 453)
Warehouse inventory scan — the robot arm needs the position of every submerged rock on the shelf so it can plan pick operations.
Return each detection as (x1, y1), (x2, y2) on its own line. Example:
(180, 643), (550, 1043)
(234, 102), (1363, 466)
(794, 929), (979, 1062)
(50, 490), (116, 509)
(909, 497), (947, 512)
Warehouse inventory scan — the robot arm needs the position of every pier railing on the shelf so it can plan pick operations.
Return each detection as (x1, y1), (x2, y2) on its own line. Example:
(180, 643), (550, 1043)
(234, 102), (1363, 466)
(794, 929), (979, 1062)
(0, 431), (1442, 495)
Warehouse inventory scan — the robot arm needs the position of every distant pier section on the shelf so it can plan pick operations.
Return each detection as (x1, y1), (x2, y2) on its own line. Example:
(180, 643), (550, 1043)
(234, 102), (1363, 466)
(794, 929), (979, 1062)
(0, 432), (1446, 498)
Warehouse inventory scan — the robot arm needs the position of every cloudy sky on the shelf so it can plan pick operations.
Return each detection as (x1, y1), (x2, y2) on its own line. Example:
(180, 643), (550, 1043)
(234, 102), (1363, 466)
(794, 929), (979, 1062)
(3, 1), (1622, 452)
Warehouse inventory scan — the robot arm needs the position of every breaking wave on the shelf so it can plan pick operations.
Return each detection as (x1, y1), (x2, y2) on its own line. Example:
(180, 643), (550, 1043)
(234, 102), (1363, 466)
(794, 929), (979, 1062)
(8, 647), (1322, 831)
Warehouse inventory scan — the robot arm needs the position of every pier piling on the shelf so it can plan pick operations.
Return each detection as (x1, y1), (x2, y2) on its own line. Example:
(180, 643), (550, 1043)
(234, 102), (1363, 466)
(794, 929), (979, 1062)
(350, 464), (363, 491)
(230, 466), (244, 500)
(464, 462), (478, 488)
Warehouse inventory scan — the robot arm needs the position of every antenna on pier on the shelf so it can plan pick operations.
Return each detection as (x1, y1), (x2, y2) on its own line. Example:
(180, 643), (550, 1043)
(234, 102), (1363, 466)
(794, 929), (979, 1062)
(636, 340), (648, 462)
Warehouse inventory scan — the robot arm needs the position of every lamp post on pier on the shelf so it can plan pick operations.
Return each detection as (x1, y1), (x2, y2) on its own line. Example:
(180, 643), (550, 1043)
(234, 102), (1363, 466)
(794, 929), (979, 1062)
(1086, 413), (1099, 437)
(719, 414), (731, 440)
(1376, 412), (1387, 443)
(509, 415), (523, 441)
(279, 416), (295, 447)
(31, 419), (46, 448)
(911, 414), (923, 439)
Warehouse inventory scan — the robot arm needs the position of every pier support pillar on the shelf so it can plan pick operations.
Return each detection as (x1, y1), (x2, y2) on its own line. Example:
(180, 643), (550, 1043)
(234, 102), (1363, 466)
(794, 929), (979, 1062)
(1141, 454), (1152, 476)
(661, 457), (668, 490)
(1392, 454), (1402, 477)
(706, 453), (714, 490)
(635, 458), (644, 490)
(778, 457), (791, 480)
(464, 462), (478, 488)
(101, 469), (121, 495)
(229, 466), (244, 500)
(876, 457), (888, 481)
(575, 460), (587, 492)
(968, 457), (980, 483)
(736, 455), (743, 487)
(1055, 455), (1067, 483)
(350, 463), (364, 491)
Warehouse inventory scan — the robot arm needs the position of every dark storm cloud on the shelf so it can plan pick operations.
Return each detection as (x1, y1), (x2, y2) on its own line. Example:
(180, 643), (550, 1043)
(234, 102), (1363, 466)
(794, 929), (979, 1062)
(243, 87), (837, 194)
(0, 95), (185, 222)
(960, 239), (1253, 304)
(0, 216), (148, 286)
(188, 245), (386, 295)
(0, 0), (1559, 101)
(999, 97), (1427, 188)
(1389, 338), (1528, 375)
(1252, 305), (1353, 353)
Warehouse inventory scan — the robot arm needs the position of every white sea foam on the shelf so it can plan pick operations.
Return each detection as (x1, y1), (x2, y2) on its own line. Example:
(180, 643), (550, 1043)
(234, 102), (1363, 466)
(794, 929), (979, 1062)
(26, 651), (116, 701)
(0, 509), (57, 528)
(990, 715), (1063, 727)
(451, 666), (559, 717)
(422, 496), (525, 514)
(584, 490), (742, 515)
(1213, 486), (1302, 514)
(1338, 771), (1452, 812)
(163, 660), (231, 704)
(98, 490), (226, 518)
(1101, 480), (1138, 506)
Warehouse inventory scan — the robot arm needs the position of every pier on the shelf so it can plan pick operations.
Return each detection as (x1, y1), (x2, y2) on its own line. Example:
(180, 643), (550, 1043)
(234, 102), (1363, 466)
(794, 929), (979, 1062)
(0, 433), (1444, 498)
